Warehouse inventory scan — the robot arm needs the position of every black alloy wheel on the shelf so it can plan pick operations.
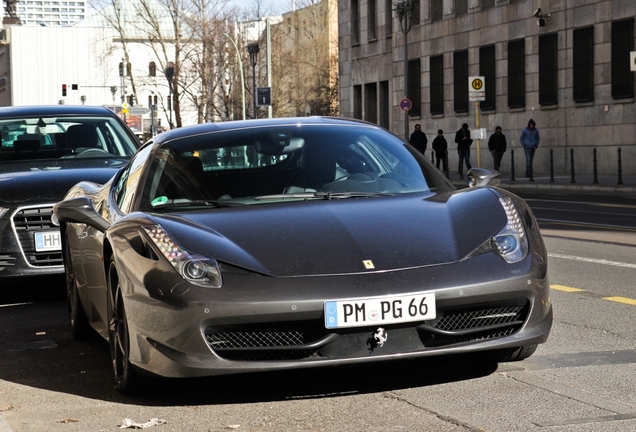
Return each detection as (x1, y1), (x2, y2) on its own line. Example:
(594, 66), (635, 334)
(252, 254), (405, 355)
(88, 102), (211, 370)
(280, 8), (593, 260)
(107, 256), (140, 394)
(64, 232), (92, 339)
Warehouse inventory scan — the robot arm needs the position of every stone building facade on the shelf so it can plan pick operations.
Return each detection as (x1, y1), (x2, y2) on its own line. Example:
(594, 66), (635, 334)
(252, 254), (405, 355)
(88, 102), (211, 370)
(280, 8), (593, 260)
(338, 0), (636, 176)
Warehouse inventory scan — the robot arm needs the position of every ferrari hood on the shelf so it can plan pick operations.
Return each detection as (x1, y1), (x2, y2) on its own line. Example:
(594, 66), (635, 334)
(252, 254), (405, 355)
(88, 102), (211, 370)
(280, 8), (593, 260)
(0, 159), (125, 205)
(156, 188), (508, 277)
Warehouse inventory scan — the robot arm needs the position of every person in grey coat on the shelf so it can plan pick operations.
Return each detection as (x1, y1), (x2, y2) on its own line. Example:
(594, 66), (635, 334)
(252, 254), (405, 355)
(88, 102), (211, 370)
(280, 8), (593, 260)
(519, 119), (540, 177)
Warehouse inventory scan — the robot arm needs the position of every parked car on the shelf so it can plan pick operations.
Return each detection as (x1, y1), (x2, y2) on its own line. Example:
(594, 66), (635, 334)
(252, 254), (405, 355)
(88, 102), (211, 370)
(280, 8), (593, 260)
(54, 117), (552, 393)
(0, 105), (140, 283)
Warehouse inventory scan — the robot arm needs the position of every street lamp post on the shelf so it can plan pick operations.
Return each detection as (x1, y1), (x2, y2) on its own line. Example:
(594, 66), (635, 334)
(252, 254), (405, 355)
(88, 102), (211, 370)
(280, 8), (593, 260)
(164, 61), (175, 129)
(246, 42), (260, 119)
(223, 33), (246, 120)
(395, 0), (415, 141)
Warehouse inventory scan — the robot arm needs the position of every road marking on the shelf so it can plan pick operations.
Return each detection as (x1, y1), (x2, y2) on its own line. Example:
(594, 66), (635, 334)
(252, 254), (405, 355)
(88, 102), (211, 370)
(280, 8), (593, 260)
(603, 296), (636, 306)
(548, 252), (636, 269)
(525, 199), (636, 210)
(551, 284), (586, 292)
(539, 219), (636, 231)
(552, 285), (636, 307)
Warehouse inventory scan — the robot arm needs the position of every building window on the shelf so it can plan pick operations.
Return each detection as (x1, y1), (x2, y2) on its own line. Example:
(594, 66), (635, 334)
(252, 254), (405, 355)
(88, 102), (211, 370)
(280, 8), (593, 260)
(379, 80), (390, 128)
(431, 0), (442, 22)
(453, 50), (468, 113)
(573, 26), (594, 103)
(385, 0), (392, 37)
(148, 61), (157, 77)
(365, 83), (378, 123)
(353, 85), (362, 119)
(611, 18), (634, 99)
(351, 0), (360, 45)
(430, 54), (444, 115)
(508, 39), (525, 108)
(411, 0), (420, 25)
(455, 0), (467, 16)
(539, 33), (558, 105)
(408, 58), (421, 116)
(368, 0), (376, 40)
(479, 45), (495, 110)
(482, 0), (494, 9)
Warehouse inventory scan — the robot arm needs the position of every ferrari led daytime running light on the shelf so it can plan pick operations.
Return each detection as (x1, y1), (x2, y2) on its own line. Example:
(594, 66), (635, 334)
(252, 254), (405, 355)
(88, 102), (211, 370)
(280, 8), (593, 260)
(143, 225), (222, 288)
(0, 207), (8, 219)
(492, 197), (528, 263)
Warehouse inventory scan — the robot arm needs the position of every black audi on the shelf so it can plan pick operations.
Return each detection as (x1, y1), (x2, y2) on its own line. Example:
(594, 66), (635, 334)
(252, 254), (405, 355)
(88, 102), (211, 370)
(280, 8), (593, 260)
(0, 105), (140, 282)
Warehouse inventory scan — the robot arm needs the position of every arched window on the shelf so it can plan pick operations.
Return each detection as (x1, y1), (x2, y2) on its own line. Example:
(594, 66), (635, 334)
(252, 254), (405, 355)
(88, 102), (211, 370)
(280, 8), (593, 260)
(149, 61), (156, 77)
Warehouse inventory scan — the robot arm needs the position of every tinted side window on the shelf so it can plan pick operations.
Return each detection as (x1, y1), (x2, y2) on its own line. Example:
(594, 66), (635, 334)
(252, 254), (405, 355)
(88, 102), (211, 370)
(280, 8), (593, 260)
(114, 145), (153, 214)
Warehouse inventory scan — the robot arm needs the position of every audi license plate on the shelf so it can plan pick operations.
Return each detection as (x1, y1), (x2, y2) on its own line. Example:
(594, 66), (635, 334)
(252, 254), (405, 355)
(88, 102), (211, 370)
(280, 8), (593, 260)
(34, 231), (62, 252)
(324, 292), (436, 329)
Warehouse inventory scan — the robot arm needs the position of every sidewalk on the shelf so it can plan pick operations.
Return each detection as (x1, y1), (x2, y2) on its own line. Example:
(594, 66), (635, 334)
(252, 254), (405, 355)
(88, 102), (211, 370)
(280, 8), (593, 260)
(450, 170), (636, 194)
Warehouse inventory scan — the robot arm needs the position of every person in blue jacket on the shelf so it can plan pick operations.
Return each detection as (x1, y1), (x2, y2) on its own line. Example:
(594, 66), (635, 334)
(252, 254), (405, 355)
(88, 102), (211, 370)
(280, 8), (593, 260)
(519, 119), (540, 177)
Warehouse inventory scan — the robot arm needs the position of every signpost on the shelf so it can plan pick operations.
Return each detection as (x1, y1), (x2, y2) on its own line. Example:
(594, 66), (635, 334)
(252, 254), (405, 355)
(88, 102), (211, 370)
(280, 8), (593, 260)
(256, 87), (272, 106)
(468, 76), (486, 167)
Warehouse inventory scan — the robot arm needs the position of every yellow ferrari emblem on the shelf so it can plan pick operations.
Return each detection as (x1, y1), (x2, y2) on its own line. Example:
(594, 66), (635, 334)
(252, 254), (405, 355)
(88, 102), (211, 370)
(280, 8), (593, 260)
(363, 260), (375, 269)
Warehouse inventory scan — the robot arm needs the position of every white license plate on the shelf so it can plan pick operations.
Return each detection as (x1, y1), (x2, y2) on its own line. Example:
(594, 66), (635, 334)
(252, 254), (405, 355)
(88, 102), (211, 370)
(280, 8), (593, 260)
(324, 292), (436, 329)
(34, 231), (62, 252)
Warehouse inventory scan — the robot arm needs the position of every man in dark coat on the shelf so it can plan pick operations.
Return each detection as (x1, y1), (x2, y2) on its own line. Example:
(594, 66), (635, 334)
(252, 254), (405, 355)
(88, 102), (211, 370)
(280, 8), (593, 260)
(432, 129), (448, 173)
(454, 123), (473, 178)
(409, 124), (427, 154)
(487, 126), (507, 171)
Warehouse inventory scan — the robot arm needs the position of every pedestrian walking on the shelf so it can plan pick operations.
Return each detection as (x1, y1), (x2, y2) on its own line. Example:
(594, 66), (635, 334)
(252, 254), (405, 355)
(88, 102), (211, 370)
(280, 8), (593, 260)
(409, 124), (427, 154)
(488, 126), (507, 171)
(432, 129), (448, 172)
(454, 123), (472, 178)
(519, 119), (540, 177)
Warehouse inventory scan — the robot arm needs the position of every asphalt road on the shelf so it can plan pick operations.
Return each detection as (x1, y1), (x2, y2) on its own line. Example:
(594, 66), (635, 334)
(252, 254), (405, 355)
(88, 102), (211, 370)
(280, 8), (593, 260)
(2, 191), (636, 431)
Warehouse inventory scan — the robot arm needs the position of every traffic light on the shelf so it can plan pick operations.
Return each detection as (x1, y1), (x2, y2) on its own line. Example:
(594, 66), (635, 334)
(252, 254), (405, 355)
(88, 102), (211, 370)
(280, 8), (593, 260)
(62, 84), (67, 97)
(119, 62), (124, 77)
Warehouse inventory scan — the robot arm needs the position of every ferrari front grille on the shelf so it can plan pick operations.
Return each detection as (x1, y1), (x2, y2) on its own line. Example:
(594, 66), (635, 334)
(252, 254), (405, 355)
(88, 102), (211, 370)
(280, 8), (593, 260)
(206, 330), (305, 348)
(11, 205), (63, 268)
(434, 305), (526, 331)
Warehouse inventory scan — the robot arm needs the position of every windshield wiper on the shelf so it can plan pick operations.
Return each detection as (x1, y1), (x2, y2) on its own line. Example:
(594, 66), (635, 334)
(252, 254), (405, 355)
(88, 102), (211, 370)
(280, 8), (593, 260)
(254, 192), (395, 201)
(152, 199), (244, 209)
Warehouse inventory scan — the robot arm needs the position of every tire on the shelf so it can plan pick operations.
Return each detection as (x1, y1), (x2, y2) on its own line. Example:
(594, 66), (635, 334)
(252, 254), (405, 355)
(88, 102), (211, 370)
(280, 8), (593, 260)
(64, 233), (92, 339)
(107, 257), (141, 394)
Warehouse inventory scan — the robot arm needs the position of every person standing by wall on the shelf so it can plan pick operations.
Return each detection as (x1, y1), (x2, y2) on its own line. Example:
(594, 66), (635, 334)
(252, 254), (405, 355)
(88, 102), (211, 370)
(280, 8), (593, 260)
(409, 124), (428, 155)
(488, 126), (507, 171)
(519, 119), (540, 178)
(432, 129), (448, 174)
(454, 123), (472, 179)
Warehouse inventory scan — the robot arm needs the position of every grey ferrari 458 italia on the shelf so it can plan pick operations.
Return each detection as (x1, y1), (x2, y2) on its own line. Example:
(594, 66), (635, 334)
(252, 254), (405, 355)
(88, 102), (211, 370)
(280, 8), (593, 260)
(54, 117), (552, 393)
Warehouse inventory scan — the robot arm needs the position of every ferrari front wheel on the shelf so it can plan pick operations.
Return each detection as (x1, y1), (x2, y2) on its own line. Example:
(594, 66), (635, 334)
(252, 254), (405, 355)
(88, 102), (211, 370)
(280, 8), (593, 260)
(107, 256), (140, 394)
(64, 233), (92, 339)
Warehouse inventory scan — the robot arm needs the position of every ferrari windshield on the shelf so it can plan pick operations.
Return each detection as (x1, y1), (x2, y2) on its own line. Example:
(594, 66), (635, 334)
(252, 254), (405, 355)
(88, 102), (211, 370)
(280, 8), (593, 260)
(141, 124), (453, 211)
(0, 114), (138, 162)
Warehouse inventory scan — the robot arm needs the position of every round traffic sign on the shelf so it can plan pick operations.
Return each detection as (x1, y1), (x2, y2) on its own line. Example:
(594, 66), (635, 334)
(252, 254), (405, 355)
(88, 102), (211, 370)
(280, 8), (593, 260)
(400, 98), (412, 112)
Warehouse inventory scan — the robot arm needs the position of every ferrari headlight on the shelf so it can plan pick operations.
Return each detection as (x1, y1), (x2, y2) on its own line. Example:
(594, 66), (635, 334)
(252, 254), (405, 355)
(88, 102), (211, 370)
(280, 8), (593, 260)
(492, 197), (528, 263)
(0, 207), (8, 219)
(142, 225), (222, 288)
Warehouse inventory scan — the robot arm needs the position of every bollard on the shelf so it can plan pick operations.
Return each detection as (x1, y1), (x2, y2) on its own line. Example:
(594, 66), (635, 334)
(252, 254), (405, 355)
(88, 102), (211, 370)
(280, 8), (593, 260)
(618, 148), (624, 185)
(444, 150), (450, 179)
(570, 148), (576, 183)
(549, 149), (555, 183)
(592, 148), (598, 184)
(510, 149), (516, 182)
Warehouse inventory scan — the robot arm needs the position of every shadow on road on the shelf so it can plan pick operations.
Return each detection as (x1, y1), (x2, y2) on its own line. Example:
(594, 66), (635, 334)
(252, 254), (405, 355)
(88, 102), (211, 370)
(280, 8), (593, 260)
(0, 289), (499, 407)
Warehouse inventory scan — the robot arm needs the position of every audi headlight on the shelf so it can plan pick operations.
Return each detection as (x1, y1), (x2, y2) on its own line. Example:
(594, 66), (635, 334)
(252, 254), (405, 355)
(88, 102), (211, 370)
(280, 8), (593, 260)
(143, 225), (222, 288)
(492, 197), (528, 263)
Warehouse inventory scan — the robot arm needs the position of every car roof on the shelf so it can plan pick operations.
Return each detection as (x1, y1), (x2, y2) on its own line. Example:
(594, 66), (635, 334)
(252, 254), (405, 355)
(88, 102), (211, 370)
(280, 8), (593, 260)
(150, 116), (384, 146)
(0, 105), (117, 118)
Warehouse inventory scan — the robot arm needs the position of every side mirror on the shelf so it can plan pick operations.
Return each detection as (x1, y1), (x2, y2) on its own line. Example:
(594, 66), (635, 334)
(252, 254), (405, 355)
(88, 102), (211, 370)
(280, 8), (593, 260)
(54, 196), (110, 232)
(467, 168), (501, 188)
